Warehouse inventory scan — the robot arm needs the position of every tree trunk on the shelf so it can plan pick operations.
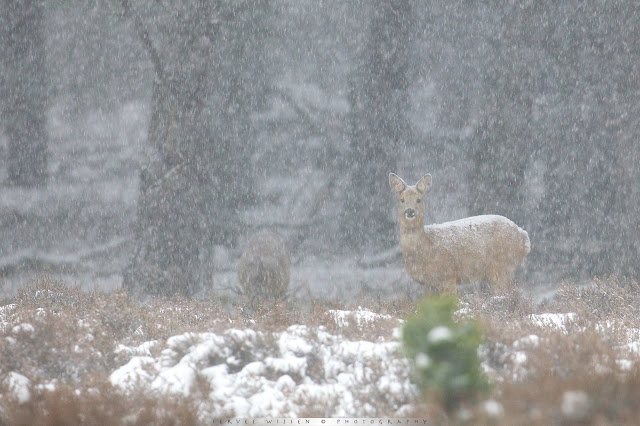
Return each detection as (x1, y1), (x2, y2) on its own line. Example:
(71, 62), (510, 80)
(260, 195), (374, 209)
(122, 1), (268, 297)
(1, 0), (48, 187)
(343, 0), (414, 250)
(467, 3), (542, 225)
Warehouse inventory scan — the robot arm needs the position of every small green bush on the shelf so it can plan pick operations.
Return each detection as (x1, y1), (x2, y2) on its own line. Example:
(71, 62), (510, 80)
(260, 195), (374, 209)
(403, 295), (490, 413)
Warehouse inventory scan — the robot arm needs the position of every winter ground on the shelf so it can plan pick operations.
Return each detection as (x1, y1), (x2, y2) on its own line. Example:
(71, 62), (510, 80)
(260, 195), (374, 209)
(2, 278), (640, 423)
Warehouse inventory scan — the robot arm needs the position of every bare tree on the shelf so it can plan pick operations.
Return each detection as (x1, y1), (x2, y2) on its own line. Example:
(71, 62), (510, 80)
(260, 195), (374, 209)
(0, 0), (48, 187)
(465, 1), (640, 279)
(122, 1), (270, 297)
(343, 0), (415, 250)
(467, 2), (546, 225)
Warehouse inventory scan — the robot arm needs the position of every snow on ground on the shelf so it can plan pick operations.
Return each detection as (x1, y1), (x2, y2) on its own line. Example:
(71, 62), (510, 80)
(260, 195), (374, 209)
(97, 308), (640, 418)
(2, 372), (31, 405)
(529, 312), (577, 330)
(109, 309), (413, 418)
(3, 299), (640, 418)
(327, 306), (394, 327)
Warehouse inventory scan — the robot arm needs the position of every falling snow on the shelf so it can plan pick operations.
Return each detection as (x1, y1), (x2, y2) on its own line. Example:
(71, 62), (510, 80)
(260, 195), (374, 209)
(1, 1), (640, 422)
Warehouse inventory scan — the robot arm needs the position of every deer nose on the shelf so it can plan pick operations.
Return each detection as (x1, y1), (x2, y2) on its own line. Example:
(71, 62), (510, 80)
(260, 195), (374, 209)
(404, 208), (416, 219)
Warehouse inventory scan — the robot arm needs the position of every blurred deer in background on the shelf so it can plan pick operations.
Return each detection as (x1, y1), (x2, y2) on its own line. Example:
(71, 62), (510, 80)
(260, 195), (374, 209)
(237, 231), (290, 304)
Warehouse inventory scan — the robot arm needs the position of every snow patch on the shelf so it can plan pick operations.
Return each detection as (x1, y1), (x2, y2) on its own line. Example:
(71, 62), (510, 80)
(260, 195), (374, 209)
(561, 390), (590, 421)
(0, 304), (17, 333)
(513, 334), (540, 349)
(327, 307), (393, 328)
(11, 323), (35, 336)
(152, 363), (197, 397)
(109, 356), (156, 392)
(115, 340), (159, 358)
(482, 399), (505, 418)
(109, 321), (412, 418)
(529, 313), (577, 330)
(4, 372), (31, 404)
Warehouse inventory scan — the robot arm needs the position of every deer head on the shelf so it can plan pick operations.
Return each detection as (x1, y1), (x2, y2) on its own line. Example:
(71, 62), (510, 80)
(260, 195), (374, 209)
(389, 173), (432, 230)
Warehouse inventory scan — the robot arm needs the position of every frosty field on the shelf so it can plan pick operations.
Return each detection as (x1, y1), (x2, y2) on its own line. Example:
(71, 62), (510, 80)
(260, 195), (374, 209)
(2, 277), (640, 424)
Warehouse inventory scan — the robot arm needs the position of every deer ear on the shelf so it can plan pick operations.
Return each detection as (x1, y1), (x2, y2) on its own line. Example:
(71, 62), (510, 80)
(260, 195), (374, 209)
(389, 173), (406, 194)
(416, 174), (432, 194)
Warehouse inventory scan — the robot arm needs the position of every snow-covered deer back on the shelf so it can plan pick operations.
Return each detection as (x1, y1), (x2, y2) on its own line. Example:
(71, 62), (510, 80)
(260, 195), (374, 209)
(389, 173), (530, 294)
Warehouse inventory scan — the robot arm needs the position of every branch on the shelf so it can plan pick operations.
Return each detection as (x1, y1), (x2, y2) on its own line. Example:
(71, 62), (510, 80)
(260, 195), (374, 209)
(272, 87), (323, 135)
(121, 0), (165, 84)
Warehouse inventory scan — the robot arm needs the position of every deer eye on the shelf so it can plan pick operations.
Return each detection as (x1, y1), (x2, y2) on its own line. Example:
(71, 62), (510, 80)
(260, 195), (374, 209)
(400, 199), (405, 203)
(416, 199), (421, 204)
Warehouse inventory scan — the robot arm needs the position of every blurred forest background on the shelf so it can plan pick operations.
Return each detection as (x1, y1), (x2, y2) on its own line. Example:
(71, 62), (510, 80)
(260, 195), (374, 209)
(1, 1), (639, 299)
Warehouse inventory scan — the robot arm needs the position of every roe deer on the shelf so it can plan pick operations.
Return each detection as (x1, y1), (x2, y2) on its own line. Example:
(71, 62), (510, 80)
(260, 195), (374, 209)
(389, 173), (530, 294)
(237, 231), (290, 303)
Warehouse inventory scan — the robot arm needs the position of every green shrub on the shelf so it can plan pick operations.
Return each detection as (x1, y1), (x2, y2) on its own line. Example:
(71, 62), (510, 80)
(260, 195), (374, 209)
(402, 295), (490, 413)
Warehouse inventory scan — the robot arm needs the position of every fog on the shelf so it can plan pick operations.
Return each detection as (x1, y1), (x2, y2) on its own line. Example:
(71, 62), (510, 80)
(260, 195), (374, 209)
(1, 1), (639, 300)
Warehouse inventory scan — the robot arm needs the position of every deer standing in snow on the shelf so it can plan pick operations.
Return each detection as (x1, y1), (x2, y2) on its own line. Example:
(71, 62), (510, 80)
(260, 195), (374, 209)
(389, 173), (530, 294)
(237, 231), (290, 303)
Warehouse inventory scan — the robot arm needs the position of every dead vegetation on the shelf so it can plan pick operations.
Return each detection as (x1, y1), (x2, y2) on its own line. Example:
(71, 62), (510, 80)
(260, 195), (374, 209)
(472, 277), (640, 425)
(0, 277), (639, 423)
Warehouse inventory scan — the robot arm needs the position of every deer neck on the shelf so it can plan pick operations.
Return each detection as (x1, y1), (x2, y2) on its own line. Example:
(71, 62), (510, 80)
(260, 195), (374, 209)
(399, 217), (427, 254)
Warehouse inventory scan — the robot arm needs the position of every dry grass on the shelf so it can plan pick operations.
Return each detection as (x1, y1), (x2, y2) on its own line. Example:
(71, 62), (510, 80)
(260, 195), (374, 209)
(0, 279), (413, 422)
(1, 380), (200, 426)
(471, 277), (640, 425)
(1, 277), (640, 423)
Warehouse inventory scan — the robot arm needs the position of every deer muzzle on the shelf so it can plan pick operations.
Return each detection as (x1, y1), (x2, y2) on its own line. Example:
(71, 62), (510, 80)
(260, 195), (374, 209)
(404, 208), (416, 220)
